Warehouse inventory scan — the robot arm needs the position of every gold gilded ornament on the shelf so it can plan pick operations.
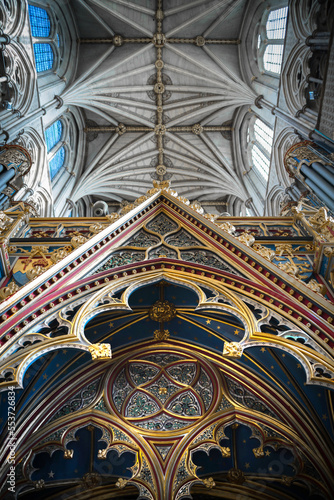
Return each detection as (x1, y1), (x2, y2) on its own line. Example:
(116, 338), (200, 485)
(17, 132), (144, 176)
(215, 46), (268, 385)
(149, 299), (176, 322)
(98, 449), (108, 459)
(154, 329), (170, 341)
(203, 477), (215, 489)
(223, 342), (243, 358)
(64, 449), (74, 459)
(218, 222), (235, 234)
(89, 343), (112, 360)
(253, 446), (264, 458)
(237, 232), (255, 246)
(220, 446), (231, 457)
(26, 265), (46, 281)
(116, 478), (128, 489)
(106, 213), (120, 223)
(0, 281), (19, 300)
(50, 246), (72, 264)
(89, 222), (107, 235)
(71, 234), (87, 248)
(34, 479), (45, 489)
(252, 243), (275, 261)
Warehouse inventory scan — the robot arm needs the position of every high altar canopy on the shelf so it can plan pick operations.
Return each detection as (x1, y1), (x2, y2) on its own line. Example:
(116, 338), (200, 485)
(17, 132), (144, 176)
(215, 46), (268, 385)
(0, 184), (333, 499)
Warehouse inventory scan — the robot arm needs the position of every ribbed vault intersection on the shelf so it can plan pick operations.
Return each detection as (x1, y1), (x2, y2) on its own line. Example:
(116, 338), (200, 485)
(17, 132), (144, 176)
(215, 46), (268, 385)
(68, 0), (255, 212)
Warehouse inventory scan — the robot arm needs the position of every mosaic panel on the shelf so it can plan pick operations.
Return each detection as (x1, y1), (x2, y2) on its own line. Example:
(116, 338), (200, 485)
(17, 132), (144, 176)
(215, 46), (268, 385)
(193, 368), (213, 410)
(146, 213), (178, 235)
(112, 369), (133, 412)
(165, 229), (202, 247)
(133, 413), (192, 431)
(129, 364), (160, 385)
(123, 229), (160, 248)
(145, 375), (180, 404)
(125, 392), (159, 418)
(166, 363), (197, 385)
(167, 391), (202, 417)
(142, 354), (183, 366)
(180, 250), (237, 274)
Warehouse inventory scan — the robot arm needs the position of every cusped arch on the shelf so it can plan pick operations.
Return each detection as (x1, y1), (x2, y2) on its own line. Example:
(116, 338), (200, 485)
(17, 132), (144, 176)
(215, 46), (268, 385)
(3, 41), (36, 114)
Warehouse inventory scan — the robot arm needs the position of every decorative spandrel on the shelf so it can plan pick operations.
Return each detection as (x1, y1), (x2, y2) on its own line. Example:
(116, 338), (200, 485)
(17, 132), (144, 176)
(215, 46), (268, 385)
(142, 354), (183, 366)
(165, 229), (202, 247)
(146, 213), (179, 235)
(123, 229), (161, 248)
(181, 250), (237, 274)
(148, 245), (178, 259)
(96, 250), (145, 272)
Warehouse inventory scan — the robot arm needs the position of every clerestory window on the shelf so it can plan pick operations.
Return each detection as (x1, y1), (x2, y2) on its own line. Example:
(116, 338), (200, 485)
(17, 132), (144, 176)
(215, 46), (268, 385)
(28, 4), (62, 73)
(258, 6), (288, 75)
(45, 120), (66, 180)
(249, 118), (273, 183)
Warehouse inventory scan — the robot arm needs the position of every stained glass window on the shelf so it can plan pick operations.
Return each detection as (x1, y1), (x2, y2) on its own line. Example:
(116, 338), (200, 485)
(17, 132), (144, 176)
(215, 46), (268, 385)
(266, 7), (288, 40)
(263, 44), (284, 74)
(49, 146), (65, 180)
(252, 145), (270, 181)
(28, 5), (51, 37)
(45, 120), (62, 152)
(33, 43), (54, 72)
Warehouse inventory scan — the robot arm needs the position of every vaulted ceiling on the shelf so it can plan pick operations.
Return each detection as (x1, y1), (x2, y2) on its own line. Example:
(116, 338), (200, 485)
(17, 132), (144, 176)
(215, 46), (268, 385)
(67, 0), (255, 208)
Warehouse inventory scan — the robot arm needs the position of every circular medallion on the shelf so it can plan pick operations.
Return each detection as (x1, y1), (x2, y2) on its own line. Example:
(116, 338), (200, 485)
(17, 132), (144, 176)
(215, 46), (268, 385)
(156, 165), (167, 176)
(107, 351), (219, 433)
(154, 82), (165, 94)
(195, 36), (205, 47)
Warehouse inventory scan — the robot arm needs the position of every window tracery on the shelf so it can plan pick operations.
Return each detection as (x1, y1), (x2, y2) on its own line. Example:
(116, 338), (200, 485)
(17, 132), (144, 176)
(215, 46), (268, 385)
(248, 118), (273, 183)
(28, 3), (62, 74)
(44, 119), (66, 181)
(258, 6), (288, 76)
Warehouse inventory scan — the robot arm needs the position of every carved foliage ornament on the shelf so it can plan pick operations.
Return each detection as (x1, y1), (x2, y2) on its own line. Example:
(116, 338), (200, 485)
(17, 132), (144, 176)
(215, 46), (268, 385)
(0, 144), (32, 177)
(89, 343), (112, 360)
(149, 299), (176, 322)
(223, 342), (243, 358)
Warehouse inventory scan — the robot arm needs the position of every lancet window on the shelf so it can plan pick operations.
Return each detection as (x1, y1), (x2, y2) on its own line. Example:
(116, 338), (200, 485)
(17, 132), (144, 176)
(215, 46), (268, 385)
(45, 120), (65, 180)
(258, 6), (288, 75)
(248, 118), (274, 183)
(28, 4), (61, 73)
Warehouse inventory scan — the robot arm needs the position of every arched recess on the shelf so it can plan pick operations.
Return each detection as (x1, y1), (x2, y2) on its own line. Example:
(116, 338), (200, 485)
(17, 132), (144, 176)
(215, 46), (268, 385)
(42, 106), (85, 216)
(273, 127), (301, 188)
(1, 268), (332, 395)
(27, 0), (78, 88)
(281, 44), (311, 116)
(14, 127), (47, 193)
(289, 0), (319, 40)
(1, 330), (333, 499)
(265, 184), (286, 216)
(0, 0), (27, 38)
(239, 0), (288, 88)
(3, 41), (36, 115)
